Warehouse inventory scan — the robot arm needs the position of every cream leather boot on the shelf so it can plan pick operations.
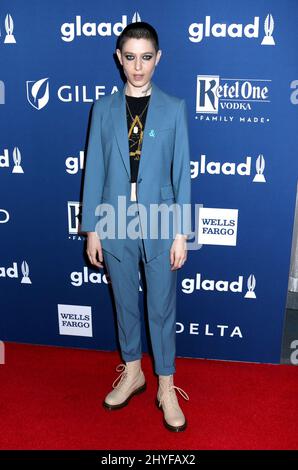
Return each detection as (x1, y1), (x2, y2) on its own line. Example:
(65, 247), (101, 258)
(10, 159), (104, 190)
(103, 359), (146, 410)
(156, 374), (189, 432)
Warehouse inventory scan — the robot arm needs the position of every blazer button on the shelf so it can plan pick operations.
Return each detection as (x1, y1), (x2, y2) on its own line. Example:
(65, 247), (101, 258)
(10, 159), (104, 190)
(138, 178), (142, 183)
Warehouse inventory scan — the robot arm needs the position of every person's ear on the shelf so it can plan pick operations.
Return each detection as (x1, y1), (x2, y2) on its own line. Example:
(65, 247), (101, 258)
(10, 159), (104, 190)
(116, 48), (122, 66)
(155, 49), (162, 66)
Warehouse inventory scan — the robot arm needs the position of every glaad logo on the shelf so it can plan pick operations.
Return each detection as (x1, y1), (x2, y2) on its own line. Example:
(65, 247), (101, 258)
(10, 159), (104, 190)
(69, 266), (144, 290)
(261, 14), (275, 45)
(244, 274), (256, 298)
(1, 13), (16, 43)
(0, 147), (24, 173)
(181, 273), (257, 298)
(60, 11), (141, 42)
(66, 151), (85, 174)
(70, 267), (110, 287)
(58, 304), (93, 337)
(189, 13), (275, 45)
(21, 261), (32, 284)
(26, 78), (49, 110)
(0, 261), (32, 284)
(0, 209), (9, 223)
(191, 154), (266, 182)
(12, 147), (24, 173)
(253, 154), (266, 182)
(0, 80), (4, 104)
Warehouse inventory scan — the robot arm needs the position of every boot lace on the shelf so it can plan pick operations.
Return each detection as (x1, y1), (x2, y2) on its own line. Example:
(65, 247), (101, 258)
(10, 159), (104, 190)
(158, 384), (190, 408)
(112, 363), (128, 389)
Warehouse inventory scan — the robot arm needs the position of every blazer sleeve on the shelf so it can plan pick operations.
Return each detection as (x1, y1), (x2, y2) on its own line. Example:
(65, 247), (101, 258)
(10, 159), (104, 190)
(172, 99), (192, 238)
(80, 100), (105, 233)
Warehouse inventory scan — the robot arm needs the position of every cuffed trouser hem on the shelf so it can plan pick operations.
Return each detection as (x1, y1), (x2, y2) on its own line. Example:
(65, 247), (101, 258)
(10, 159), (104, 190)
(155, 366), (176, 376)
(122, 354), (142, 362)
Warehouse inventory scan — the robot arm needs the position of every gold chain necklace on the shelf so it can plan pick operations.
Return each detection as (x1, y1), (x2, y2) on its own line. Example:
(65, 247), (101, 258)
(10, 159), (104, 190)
(125, 82), (151, 134)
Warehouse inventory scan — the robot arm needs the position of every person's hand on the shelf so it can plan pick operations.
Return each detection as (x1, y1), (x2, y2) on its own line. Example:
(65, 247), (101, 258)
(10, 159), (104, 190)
(170, 234), (188, 270)
(86, 232), (104, 268)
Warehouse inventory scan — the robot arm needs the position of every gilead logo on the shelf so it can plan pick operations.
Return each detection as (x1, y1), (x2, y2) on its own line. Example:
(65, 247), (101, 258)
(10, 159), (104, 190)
(26, 78), (49, 110)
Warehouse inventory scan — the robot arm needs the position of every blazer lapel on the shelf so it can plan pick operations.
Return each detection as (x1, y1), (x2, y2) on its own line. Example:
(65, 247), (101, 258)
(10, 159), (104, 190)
(111, 80), (165, 181)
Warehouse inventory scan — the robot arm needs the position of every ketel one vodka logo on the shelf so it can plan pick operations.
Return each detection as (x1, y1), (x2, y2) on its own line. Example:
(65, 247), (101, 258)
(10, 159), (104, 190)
(68, 201), (81, 236)
(1, 13), (16, 43)
(196, 75), (271, 114)
(26, 78), (49, 110)
(189, 13), (275, 45)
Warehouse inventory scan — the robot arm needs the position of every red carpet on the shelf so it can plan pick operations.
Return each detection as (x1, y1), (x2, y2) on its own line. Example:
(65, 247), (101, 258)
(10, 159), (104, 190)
(0, 342), (297, 450)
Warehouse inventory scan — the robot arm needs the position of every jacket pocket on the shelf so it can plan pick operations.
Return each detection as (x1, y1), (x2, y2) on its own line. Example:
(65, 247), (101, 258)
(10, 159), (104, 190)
(101, 185), (110, 201)
(158, 127), (174, 132)
(161, 184), (175, 200)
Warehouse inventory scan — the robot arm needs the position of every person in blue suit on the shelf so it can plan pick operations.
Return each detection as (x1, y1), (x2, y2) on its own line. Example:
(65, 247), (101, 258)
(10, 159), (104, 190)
(80, 22), (192, 432)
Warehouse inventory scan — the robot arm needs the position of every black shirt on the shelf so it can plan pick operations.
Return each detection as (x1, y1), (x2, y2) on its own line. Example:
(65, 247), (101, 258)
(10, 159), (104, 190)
(125, 94), (151, 183)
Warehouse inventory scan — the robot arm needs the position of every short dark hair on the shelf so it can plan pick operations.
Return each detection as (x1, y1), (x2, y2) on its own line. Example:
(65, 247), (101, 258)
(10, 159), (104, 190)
(116, 21), (159, 53)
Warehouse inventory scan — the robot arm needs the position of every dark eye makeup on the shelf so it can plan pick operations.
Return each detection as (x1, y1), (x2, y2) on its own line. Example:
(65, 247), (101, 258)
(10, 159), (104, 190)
(124, 54), (153, 61)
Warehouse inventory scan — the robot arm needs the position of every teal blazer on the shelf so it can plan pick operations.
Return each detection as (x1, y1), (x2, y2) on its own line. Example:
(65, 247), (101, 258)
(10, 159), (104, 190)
(80, 80), (192, 262)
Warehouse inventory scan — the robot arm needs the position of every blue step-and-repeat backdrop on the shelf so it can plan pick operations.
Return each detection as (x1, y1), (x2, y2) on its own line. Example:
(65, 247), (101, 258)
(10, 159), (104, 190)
(1, 0), (298, 364)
